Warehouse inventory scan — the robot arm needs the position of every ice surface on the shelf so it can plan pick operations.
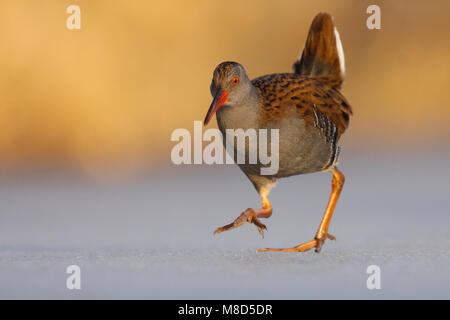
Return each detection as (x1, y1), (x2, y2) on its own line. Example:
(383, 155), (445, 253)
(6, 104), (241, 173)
(0, 155), (449, 299)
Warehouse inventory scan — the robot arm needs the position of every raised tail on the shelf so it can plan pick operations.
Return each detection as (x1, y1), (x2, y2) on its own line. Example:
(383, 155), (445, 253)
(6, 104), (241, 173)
(293, 13), (345, 90)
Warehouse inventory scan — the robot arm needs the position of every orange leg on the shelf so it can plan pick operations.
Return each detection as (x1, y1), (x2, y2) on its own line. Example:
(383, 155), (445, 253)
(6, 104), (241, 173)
(214, 195), (272, 238)
(257, 168), (345, 253)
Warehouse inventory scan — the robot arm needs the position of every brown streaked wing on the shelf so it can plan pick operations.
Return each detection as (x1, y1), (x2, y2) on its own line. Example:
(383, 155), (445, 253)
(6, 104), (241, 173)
(252, 73), (352, 138)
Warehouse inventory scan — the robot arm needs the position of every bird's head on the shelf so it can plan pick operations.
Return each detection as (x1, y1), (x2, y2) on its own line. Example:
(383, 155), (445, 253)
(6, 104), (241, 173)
(204, 61), (252, 126)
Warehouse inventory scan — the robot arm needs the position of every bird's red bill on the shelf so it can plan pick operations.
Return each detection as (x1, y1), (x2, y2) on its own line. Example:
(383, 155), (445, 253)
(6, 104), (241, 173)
(204, 90), (229, 125)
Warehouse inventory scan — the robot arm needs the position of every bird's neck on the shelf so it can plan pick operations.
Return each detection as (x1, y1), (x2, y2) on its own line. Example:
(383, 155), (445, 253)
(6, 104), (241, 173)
(216, 86), (260, 132)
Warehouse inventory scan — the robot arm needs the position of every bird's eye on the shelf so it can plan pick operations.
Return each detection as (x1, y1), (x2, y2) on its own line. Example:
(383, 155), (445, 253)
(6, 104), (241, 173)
(232, 77), (239, 85)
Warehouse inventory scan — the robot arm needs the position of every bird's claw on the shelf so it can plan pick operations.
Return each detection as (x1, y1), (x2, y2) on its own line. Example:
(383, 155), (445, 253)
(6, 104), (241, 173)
(214, 209), (267, 238)
(252, 219), (267, 238)
(257, 233), (336, 253)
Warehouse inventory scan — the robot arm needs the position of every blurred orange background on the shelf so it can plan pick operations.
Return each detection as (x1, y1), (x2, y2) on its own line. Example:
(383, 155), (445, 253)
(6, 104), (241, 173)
(0, 0), (449, 176)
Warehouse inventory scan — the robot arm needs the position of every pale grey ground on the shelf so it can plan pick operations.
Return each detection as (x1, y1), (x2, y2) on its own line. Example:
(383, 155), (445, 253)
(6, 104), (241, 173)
(0, 154), (449, 299)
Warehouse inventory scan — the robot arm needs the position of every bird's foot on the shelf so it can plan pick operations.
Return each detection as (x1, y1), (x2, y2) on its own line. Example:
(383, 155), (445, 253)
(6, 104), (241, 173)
(214, 208), (268, 238)
(256, 233), (336, 253)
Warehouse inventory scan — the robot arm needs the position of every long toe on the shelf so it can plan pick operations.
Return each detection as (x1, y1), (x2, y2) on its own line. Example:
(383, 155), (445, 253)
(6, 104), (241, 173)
(327, 233), (336, 240)
(214, 222), (239, 234)
(257, 239), (318, 253)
